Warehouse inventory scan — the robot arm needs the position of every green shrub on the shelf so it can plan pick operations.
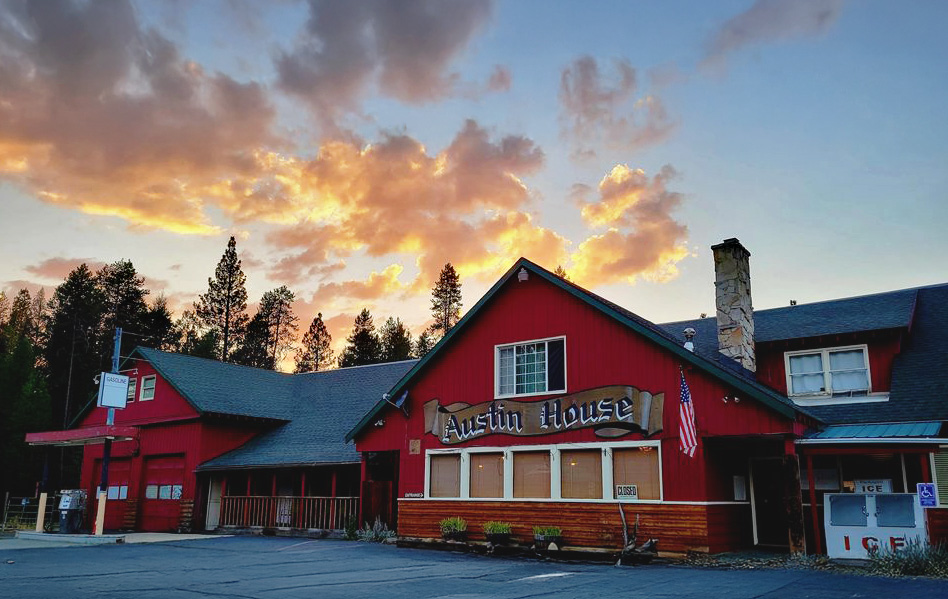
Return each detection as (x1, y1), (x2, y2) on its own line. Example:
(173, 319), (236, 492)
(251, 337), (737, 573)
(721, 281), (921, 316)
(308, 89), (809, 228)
(483, 521), (511, 534)
(356, 516), (395, 542)
(868, 541), (948, 578)
(343, 515), (359, 540)
(439, 516), (467, 534)
(532, 525), (562, 537)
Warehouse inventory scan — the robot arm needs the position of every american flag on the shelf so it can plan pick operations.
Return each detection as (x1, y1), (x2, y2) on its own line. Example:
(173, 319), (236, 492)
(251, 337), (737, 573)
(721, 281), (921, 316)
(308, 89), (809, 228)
(679, 368), (698, 457)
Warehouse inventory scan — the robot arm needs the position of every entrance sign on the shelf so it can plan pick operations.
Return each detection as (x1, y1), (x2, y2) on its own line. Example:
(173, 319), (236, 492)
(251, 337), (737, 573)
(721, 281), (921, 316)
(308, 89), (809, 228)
(424, 385), (664, 445)
(854, 479), (892, 493)
(96, 372), (130, 409)
(918, 483), (937, 507)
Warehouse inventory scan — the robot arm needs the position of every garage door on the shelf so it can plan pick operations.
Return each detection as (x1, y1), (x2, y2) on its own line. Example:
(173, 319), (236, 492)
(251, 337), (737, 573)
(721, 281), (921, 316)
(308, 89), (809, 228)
(92, 458), (132, 531)
(141, 455), (186, 532)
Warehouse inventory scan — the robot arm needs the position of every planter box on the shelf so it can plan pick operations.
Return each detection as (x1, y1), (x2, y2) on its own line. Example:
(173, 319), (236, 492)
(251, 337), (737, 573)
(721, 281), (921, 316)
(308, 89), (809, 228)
(442, 530), (468, 542)
(534, 534), (564, 550)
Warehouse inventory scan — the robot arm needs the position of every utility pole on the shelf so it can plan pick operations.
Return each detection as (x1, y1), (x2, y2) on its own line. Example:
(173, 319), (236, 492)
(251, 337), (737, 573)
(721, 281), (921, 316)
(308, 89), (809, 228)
(93, 327), (121, 536)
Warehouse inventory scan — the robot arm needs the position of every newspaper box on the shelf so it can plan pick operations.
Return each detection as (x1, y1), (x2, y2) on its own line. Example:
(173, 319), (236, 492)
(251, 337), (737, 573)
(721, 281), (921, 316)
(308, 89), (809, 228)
(58, 489), (87, 534)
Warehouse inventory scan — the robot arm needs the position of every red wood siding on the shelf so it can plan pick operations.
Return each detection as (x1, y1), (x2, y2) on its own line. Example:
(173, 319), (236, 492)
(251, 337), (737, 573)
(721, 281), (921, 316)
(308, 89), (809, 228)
(79, 358), (199, 428)
(357, 274), (795, 503)
(928, 508), (948, 545)
(756, 331), (903, 396)
(397, 500), (753, 554)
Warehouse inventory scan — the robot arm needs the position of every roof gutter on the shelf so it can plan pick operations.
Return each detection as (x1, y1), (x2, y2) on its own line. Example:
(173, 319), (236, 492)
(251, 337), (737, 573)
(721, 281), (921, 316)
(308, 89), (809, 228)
(796, 437), (948, 445)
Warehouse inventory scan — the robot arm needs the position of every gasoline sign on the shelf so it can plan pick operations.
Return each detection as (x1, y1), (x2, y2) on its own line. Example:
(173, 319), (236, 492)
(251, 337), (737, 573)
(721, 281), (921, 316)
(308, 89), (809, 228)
(96, 372), (129, 409)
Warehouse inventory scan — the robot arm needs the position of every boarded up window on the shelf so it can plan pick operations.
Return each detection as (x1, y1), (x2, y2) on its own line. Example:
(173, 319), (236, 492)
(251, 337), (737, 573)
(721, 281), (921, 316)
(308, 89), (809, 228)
(935, 450), (948, 506)
(470, 453), (504, 498)
(613, 447), (660, 500)
(513, 452), (550, 498)
(561, 449), (602, 499)
(429, 455), (460, 498)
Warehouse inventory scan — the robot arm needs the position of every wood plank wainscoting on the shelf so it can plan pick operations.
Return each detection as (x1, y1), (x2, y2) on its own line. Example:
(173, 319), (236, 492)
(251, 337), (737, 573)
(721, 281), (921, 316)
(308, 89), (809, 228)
(398, 500), (752, 554)
(928, 508), (948, 545)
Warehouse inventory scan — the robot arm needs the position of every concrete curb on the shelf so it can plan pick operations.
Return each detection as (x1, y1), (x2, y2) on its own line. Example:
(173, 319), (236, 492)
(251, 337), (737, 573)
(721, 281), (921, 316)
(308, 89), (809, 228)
(15, 531), (124, 545)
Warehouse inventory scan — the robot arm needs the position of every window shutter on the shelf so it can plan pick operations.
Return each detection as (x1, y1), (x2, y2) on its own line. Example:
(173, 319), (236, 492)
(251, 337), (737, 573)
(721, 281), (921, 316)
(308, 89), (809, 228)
(935, 450), (948, 506)
(547, 338), (565, 391)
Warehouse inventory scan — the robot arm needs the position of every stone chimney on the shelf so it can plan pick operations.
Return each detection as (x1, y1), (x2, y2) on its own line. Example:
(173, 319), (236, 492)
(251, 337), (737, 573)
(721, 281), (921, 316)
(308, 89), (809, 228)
(711, 238), (755, 372)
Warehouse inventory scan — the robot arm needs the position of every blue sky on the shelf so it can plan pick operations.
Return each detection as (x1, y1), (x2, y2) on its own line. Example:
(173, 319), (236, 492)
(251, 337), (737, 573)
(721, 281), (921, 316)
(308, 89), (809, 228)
(0, 0), (945, 355)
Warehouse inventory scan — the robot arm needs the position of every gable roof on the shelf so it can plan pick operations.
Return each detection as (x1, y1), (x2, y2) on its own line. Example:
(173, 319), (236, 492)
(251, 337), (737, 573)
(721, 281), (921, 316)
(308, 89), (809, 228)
(346, 258), (812, 442)
(133, 347), (296, 421)
(199, 359), (417, 470)
(660, 287), (919, 357)
(661, 283), (948, 425)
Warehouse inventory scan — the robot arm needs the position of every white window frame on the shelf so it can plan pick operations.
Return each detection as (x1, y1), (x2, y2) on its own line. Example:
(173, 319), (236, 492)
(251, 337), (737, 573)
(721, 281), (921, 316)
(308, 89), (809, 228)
(126, 377), (137, 402)
(494, 335), (567, 399)
(140, 375), (156, 401)
(783, 344), (880, 405)
(423, 440), (662, 504)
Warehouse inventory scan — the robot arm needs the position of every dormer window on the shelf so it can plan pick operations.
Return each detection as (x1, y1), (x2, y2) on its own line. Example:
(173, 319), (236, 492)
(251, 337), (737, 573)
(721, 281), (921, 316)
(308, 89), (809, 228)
(785, 345), (870, 397)
(495, 336), (566, 398)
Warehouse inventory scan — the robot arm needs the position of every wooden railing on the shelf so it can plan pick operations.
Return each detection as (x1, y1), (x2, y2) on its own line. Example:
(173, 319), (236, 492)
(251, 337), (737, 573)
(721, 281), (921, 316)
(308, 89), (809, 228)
(219, 496), (358, 530)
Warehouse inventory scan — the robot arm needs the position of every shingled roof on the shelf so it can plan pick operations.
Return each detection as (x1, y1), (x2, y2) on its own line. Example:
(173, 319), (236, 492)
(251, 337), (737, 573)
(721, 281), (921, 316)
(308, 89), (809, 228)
(660, 283), (948, 425)
(132, 347), (416, 469)
(198, 359), (417, 470)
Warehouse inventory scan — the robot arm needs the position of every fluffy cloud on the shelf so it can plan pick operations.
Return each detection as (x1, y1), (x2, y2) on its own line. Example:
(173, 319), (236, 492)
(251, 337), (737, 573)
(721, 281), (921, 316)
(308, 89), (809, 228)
(276, 0), (499, 130)
(703, 0), (845, 70)
(559, 56), (674, 159)
(312, 264), (408, 306)
(569, 164), (688, 287)
(0, 0), (280, 234)
(24, 257), (106, 281)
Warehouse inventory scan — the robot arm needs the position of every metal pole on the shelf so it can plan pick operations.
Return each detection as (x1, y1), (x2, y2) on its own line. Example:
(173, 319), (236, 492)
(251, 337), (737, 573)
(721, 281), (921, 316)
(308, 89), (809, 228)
(95, 327), (121, 535)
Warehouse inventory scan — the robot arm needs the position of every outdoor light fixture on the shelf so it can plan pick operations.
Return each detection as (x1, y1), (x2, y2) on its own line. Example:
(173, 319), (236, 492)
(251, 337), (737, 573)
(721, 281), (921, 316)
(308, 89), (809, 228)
(518, 267), (529, 282)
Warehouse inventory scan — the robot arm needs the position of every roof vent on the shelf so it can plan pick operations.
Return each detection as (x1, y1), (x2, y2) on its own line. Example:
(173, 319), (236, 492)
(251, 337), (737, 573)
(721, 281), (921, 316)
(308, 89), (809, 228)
(683, 327), (696, 352)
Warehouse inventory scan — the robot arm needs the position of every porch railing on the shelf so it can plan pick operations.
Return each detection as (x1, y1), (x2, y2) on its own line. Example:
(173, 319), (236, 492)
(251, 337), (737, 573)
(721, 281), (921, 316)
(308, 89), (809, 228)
(219, 496), (358, 530)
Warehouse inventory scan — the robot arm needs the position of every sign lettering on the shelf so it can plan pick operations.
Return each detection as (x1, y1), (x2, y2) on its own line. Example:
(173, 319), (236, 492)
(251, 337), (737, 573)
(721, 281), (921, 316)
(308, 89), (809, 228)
(424, 385), (663, 445)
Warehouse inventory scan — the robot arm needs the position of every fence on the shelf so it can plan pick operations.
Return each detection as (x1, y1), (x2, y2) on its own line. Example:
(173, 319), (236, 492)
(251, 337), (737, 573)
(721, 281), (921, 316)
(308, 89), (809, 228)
(219, 496), (358, 530)
(1, 493), (61, 532)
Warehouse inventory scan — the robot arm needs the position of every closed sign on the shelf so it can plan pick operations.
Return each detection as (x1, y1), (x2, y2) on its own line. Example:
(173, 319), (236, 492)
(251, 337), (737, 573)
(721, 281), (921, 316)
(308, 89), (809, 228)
(616, 484), (639, 499)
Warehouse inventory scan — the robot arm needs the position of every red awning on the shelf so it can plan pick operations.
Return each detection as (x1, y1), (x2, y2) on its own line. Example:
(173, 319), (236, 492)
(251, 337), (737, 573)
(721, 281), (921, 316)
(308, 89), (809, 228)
(24, 425), (139, 446)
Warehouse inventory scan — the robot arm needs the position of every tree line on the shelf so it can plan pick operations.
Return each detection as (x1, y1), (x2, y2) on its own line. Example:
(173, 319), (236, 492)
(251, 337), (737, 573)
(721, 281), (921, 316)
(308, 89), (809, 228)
(0, 236), (463, 497)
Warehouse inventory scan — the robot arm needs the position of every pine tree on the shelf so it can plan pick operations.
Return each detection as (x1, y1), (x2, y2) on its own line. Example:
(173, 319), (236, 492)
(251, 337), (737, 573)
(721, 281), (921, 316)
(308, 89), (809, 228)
(338, 309), (382, 367)
(44, 264), (104, 430)
(430, 263), (462, 339)
(554, 265), (569, 280)
(380, 317), (412, 362)
(414, 329), (435, 358)
(296, 313), (334, 372)
(195, 236), (249, 362)
(97, 260), (149, 336)
(174, 309), (220, 359)
(142, 296), (176, 350)
(233, 286), (298, 370)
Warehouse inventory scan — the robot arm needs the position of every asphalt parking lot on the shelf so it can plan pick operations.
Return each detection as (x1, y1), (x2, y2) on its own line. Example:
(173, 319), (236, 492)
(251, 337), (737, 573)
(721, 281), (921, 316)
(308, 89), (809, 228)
(1, 536), (947, 599)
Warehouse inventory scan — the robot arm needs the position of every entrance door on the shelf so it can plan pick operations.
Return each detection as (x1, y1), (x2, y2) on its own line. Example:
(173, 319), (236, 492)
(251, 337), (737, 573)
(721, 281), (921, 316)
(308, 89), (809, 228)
(751, 458), (789, 547)
(362, 451), (399, 528)
(141, 455), (186, 532)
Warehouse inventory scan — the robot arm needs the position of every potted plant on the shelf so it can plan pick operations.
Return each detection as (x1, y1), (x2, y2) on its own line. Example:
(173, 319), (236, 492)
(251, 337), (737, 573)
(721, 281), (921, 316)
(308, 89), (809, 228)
(483, 521), (512, 545)
(439, 516), (468, 542)
(532, 525), (564, 550)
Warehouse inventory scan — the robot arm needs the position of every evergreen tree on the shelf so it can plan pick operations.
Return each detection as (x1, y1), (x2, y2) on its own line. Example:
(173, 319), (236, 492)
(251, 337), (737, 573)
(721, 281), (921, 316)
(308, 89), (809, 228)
(414, 329), (435, 358)
(195, 236), (249, 362)
(338, 309), (382, 367)
(174, 309), (220, 359)
(380, 317), (412, 362)
(554, 265), (569, 280)
(430, 263), (462, 339)
(295, 313), (334, 372)
(233, 286), (298, 370)
(97, 260), (149, 336)
(44, 264), (104, 430)
(142, 295), (176, 350)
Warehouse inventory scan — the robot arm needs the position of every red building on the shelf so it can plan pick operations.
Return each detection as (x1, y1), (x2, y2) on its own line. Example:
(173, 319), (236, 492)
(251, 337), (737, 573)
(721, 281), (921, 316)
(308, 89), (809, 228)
(348, 240), (948, 554)
(30, 350), (413, 533)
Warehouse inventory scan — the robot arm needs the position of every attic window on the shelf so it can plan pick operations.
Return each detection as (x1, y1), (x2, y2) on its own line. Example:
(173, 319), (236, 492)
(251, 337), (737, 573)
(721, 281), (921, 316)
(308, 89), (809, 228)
(140, 375), (156, 401)
(785, 345), (870, 398)
(495, 337), (566, 398)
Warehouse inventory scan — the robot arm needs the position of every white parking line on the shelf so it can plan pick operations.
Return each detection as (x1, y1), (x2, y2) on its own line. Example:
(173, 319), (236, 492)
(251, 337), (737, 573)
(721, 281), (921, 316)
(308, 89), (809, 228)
(516, 572), (574, 581)
(276, 540), (318, 551)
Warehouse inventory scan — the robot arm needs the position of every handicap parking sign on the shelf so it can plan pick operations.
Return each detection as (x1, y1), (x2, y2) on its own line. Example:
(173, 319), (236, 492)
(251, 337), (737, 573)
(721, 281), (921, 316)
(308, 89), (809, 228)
(917, 483), (937, 507)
